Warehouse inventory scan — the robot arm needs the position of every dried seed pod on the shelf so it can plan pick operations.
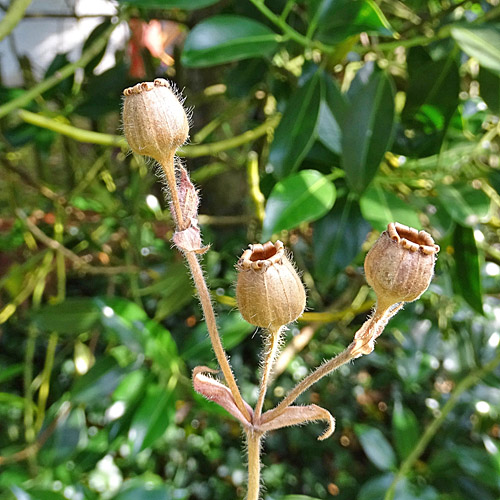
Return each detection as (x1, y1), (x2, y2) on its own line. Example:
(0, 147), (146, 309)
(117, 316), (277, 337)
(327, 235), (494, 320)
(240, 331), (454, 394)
(236, 241), (306, 329)
(122, 78), (189, 162)
(364, 222), (440, 310)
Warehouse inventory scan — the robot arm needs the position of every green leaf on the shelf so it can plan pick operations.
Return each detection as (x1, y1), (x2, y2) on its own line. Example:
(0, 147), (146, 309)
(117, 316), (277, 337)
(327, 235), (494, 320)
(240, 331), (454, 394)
(437, 183), (490, 226)
(313, 196), (370, 280)
(478, 67), (500, 113)
(118, 0), (219, 9)
(282, 496), (323, 500)
(360, 184), (421, 232)
(128, 384), (175, 454)
(355, 424), (397, 471)
(313, 0), (393, 45)
(181, 15), (279, 68)
(262, 170), (336, 240)
(112, 483), (171, 500)
(268, 71), (323, 178)
(342, 64), (395, 194)
(392, 402), (420, 461)
(452, 224), (483, 314)
(32, 298), (100, 335)
(452, 25), (500, 75)
(317, 73), (348, 155)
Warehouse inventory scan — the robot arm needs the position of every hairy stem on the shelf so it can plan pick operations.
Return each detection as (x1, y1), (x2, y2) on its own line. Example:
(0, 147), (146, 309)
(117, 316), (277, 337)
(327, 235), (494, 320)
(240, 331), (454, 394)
(159, 155), (250, 422)
(254, 326), (282, 422)
(384, 348), (500, 500)
(246, 430), (263, 500)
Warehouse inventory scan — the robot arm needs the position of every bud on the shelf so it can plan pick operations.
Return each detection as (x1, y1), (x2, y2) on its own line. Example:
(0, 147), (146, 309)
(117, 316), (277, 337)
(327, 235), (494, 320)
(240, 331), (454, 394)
(122, 78), (189, 162)
(236, 241), (306, 329)
(364, 222), (440, 310)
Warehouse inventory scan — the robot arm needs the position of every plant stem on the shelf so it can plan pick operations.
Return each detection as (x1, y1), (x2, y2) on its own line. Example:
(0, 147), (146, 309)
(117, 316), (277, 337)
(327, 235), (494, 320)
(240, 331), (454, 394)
(254, 326), (282, 422)
(159, 155), (250, 422)
(246, 430), (263, 500)
(0, 0), (32, 42)
(0, 19), (119, 118)
(384, 348), (500, 500)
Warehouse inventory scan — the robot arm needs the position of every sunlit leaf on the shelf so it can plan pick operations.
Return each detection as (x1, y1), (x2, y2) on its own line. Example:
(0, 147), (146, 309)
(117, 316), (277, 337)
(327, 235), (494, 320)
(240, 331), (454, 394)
(262, 170), (336, 240)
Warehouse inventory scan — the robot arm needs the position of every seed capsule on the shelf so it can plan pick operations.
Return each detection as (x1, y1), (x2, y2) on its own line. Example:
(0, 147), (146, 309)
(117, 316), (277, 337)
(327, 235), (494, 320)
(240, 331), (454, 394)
(122, 78), (189, 162)
(236, 241), (306, 329)
(364, 222), (440, 310)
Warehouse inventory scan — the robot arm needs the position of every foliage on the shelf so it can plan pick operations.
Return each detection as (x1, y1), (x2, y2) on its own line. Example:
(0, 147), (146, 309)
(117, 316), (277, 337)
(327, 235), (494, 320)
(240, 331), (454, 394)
(1, 1), (500, 499)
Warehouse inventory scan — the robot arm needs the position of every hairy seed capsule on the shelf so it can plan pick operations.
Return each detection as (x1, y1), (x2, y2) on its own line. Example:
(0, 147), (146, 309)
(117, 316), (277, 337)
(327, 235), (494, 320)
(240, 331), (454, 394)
(364, 222), (440, 310)
(122, 78), (189, 162)
(236, 241), (306, 329)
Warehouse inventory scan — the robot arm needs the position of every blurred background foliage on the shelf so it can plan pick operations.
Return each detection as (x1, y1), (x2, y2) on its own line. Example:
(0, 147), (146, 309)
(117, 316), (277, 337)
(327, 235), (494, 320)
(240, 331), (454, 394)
(1, 0), (500, 499)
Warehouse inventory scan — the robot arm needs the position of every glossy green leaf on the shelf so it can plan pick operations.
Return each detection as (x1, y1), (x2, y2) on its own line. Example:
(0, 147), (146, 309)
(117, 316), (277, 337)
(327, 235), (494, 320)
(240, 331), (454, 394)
(452, 224), (483, 314)
(437, 183), (490, 226)
(32, 298), (100, 335)
(452, 25), (500, 75)
(317, 73), (348, 155)
(181, 15), (279, 68)
(478, 67), (500, 113)
(360, 184), (421, 232)
(312, 0), (393, 45)
(262, 170), (336, 241)
(313, 196), (370, 280)
(355, 424), (397, 471)
(112, 484), (170, 500)
(128, 384), (175, 454)
(342, 64), (396, 194)
(71, 357), (129, 405)
(268, 72), (323, 178)
(358, 474), (439, 500)
(392, 402), (420, 461)
(118, 0), (219, 8)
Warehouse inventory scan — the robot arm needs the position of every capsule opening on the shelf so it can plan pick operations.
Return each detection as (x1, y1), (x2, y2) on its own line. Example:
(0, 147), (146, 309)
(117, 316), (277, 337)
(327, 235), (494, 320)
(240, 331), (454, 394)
(250, 242), (277, 262)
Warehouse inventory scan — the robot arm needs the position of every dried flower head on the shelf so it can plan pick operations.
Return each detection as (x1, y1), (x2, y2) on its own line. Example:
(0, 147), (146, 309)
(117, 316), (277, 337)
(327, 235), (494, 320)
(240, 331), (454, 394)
(122, 78), (189, 162)
(236, 241), (306, 329)
(364, 222), (440, 310)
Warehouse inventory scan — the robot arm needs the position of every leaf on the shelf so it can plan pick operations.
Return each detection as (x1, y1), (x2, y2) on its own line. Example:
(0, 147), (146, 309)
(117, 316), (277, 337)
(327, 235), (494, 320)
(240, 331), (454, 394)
(112, 483), (171, 500)
(478, 67), (500, 113)
(355, 424), (397, 471)
(317, 73), (348, 155)
(359, 184), (421, 232)
(282, 496), (323, 500)
(452, 25), (500, 75)
(392, 402), (420, 461)
(313, 0), (393, 45)
(32, 298), (100, 335)
(437, 183), (490, 226)
(342, 64), (396, 194)
(313, 196), (370, 280)
(268, 71), (323, 178)
(260, 404), (335, 440)
(118, 0), (219, 9)
(181, 15), (279, 68)
(192, 367), (253, 426)
(262, 170), (336, 241)
(452, 224), (483, 314)
(128, 383), (176, 454)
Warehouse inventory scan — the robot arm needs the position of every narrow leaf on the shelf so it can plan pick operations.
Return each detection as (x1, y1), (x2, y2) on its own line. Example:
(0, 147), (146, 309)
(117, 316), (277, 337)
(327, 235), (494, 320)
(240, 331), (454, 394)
(355, 424), (397, 471)
(342, 65), (396, 193)
(182, 15), (279, 68)
(262, 170), (336, 241)
(268, 72), (323, 178)
(452, 224), (483, 314)
(452, 25), (500, 75)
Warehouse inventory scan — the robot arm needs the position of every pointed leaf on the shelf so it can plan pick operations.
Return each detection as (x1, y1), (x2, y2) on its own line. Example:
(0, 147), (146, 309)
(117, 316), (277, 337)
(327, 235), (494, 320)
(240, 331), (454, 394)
(452, 224), (483, 314)
(452, 25), (500, 75)
(260, 404), (335, 440)
(268, 72), (322, 178)
(392, 402), (420, 461)
(355, 424), (397, 471)
(342, 65), (396, 193)
(360, 184), (421, 232)
(182, 15), (279, 68)
(262, 170), (336, 241)
(192, 367), (253, 426)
